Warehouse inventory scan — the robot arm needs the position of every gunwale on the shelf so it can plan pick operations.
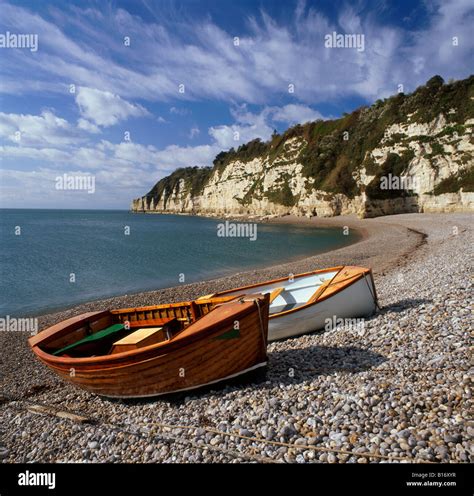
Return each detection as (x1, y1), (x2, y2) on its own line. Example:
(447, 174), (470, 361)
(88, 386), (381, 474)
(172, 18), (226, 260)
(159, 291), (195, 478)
(29, 298), (262, 367)
(28, 310), (109, 348)
(28, 295), (270, 398)
(210, 266), (377, 318)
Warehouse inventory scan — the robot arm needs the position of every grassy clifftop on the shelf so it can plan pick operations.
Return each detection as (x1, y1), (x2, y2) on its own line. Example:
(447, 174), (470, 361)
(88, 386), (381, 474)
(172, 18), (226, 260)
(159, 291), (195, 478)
(146, 166), (212, 208)
(142, 75), (474, 207)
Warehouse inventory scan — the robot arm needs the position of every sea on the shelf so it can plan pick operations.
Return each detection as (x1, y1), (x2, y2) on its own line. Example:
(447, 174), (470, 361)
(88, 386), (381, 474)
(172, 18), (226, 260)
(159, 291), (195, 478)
(0, 209), (359, 316)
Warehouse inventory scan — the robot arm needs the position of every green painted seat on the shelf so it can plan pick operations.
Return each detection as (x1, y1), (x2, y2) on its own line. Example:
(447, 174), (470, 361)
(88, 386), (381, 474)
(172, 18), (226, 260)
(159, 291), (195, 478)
(53, 323), (125, 356)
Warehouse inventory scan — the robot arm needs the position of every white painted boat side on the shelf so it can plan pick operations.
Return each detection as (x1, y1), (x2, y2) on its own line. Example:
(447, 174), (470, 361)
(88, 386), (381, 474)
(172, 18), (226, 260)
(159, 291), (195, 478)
(226, 271), (339, 298)
(268, 276), (376, 341)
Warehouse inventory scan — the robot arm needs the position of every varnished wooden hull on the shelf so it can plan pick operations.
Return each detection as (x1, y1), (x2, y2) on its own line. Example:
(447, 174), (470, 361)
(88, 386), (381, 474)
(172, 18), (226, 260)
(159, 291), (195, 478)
(28, 296), (269, 398)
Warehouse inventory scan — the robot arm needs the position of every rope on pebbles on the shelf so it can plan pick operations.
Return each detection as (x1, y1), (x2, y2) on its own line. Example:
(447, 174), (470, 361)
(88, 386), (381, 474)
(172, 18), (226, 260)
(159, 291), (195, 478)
(3, 392), (433, 464)
(137, 421), (430, 463)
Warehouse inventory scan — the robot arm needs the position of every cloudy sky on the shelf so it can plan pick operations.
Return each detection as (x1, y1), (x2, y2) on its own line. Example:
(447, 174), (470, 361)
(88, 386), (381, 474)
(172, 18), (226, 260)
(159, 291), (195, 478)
(0, 0), (473, 209)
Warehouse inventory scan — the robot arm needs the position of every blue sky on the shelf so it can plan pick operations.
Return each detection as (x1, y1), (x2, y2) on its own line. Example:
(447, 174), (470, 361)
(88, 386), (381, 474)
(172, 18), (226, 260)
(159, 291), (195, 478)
(0, 0), (473, 209)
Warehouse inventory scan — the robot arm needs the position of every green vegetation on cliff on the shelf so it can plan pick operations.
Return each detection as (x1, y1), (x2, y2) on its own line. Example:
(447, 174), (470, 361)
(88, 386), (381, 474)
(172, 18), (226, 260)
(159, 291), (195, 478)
(212, 139), (268, 173)
(433, 168), (474, 195)
(365, 151), (416, 199)
(147, 166), (212, 207)
(141, 75), (473, 207)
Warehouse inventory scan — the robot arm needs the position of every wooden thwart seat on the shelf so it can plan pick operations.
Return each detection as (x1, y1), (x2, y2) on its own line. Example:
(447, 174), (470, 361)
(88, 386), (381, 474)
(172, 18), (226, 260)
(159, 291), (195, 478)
(197, 293), (216, 300)
(53, 317), (182, 356)
(307, 282), (330, 304)
(111, 327), (165, 354)
(269, 287), (284, 304)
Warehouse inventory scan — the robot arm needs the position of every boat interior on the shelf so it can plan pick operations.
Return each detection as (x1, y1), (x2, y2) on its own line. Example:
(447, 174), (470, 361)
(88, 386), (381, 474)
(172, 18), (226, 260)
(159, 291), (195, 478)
(216, 270), (341, 314)
(35, 267), (368, 358)
(40, 295), (242, 358)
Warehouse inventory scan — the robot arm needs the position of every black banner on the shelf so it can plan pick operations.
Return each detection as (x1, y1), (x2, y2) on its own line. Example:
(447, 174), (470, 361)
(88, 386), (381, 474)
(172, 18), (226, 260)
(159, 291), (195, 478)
(0, 462), (471, 494)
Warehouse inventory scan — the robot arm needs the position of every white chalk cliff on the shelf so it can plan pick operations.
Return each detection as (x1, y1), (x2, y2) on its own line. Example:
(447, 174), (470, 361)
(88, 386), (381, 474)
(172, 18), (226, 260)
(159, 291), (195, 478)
(132, 76), (474, 218)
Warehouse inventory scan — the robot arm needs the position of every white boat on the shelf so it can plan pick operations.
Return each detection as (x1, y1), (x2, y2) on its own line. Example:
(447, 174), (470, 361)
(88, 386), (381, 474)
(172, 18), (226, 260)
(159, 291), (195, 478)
(201, 266), (378, 341)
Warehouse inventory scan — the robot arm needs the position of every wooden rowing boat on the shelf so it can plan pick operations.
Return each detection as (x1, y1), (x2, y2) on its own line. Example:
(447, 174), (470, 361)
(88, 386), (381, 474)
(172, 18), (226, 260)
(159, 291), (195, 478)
(28, 294), (269, 398)
(200, 266), (377, 341)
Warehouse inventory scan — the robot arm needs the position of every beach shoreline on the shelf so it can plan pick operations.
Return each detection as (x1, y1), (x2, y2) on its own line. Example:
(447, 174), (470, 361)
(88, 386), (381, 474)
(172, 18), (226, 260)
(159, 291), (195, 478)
(27, 213), (423, 329)
(0, 210), (360, 319)
(1, 211), (472, 464)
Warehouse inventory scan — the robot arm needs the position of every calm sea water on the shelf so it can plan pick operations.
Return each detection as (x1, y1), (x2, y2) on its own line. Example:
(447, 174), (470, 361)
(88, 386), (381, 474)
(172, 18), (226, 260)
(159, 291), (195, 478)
(0, 209), (358, 316)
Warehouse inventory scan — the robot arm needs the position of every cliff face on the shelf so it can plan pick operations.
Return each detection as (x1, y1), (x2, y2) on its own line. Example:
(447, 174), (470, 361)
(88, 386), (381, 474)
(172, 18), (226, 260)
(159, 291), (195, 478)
(132, 76), (474, 218)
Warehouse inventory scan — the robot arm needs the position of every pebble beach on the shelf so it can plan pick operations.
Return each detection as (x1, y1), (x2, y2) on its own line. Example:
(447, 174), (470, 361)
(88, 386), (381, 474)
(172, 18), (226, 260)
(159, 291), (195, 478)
(1, 212), (472, 464)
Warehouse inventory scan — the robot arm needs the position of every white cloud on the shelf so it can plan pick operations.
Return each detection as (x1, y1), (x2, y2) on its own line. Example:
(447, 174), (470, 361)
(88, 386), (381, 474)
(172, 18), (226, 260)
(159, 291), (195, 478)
(270, 104), (325, 124)
(0, 134), (220, 208)
(209, 104), (325, 148)
(77, 118), (101, 134)
(0, 137), (219, 173)
(75, 87), (149, 127)
(209, 119), (273, 149)
(169, 107), (190, 116)
(152, 143), (219, 169)
(0, 111), (85, 147)
(0, 145), (71, 162)
(0, 166), (153, 209)
(0, 102), (324, 174)
(95, 140), (219, 170)
(189, 127), (200, 139)
(1, 0), (472, 209)
(209, 104), (276, 148)
(1, 1), (472, 104)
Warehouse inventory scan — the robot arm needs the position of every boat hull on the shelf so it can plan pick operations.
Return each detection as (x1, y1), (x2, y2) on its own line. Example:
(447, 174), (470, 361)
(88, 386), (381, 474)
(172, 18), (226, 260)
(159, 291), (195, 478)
(268, 276), (376, 341)
(30, 297), (269, 398)
(206, 266), (378, 342)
